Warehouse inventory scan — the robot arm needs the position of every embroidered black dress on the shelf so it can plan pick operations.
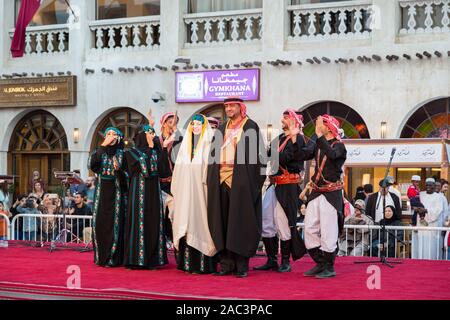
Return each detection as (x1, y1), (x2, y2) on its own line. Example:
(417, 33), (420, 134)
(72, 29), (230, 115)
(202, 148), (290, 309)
(123, 133), (168, 269)
(88, 144), (127, 267)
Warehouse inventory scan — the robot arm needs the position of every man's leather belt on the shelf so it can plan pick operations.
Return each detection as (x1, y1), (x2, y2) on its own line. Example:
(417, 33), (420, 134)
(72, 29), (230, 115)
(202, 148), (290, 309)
(160, 177), (172, 183)
(270, 173), (300, 185)
(312, 181), (344, 193)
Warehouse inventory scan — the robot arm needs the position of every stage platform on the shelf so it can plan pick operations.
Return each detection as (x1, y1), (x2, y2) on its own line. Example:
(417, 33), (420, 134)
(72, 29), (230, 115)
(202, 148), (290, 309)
(1, 243), (449, 300)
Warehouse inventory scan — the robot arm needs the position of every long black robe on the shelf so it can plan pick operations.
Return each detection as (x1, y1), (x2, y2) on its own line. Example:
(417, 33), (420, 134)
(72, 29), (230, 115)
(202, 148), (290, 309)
(123, 136), (168, 269)
(207, 119), (265, 258)
(88, 145), (127, 267)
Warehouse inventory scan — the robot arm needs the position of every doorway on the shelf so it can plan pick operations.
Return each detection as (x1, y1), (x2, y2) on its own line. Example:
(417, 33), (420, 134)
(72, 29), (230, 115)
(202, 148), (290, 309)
(8, 111), (69, 195)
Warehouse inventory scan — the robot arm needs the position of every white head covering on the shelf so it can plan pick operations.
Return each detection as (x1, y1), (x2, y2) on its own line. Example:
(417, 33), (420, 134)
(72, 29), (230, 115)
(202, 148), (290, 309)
(425, 178), (435, 184)
(354, 199), (366, 210)
(411, 175), (421, 181)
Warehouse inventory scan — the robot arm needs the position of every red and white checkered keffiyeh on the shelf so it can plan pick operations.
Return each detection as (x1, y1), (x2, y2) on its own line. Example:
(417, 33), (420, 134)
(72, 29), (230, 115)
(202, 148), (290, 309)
(224, 97), (247, 118)
(322, 114), (343, 141)
(283, 108), (304, 130)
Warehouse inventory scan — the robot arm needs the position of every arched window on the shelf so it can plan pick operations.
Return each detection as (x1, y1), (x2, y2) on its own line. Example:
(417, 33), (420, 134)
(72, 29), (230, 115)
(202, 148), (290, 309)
(300, 101), (370, 139)
(10, 111), (68, 152)
(400, 97), (450, 138)
(91, 108), (147, 150)
(198, 103), (226, 126)
(8, 110), (69, 194)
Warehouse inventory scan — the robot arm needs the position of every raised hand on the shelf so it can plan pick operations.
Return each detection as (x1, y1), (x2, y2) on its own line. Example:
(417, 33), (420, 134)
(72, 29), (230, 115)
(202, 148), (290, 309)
(101, 135), (116, 147)
(147, 109), (155, 128)
(288, 118), (300, 140)
(163, 133), (175, 148)
(315, 116), (326, 137)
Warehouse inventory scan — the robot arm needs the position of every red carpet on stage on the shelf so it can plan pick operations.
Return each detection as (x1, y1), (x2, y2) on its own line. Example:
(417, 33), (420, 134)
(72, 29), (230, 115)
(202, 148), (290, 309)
(1, 243), (449, 300)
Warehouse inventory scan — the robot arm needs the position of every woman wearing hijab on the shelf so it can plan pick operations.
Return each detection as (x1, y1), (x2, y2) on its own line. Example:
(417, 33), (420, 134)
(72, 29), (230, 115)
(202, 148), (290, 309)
(171, 114), (217, 274)
(123, 125), (168, 269)
(88, 127), (127, 267)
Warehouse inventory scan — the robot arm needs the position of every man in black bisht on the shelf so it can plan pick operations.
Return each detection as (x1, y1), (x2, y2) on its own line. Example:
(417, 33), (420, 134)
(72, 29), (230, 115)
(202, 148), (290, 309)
(254, 108), (307, 273)
(207, 97), (265, 278)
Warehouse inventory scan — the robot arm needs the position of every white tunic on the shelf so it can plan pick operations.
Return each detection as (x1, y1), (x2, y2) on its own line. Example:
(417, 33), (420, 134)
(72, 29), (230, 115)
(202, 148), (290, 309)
(412, 192), (444, 260)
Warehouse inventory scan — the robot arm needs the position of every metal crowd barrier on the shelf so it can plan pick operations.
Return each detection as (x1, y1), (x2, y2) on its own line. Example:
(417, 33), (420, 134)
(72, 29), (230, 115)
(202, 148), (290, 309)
(0, 213), (10, 241)
(10, 214), (93, 245)
(6, 214), (450, 261)
(297, 223), (450, 261)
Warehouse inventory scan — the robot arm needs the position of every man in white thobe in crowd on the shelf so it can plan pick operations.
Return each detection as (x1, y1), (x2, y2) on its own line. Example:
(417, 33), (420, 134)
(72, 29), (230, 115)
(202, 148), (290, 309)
(412, 178), (445, 260)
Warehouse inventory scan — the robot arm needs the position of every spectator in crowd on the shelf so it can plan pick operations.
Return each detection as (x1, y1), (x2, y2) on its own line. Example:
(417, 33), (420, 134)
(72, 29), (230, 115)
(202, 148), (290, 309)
(28, 170), (46, 194)
(412, 178), (446, 260)
(386, 176), (401, 200)
(407, 175), (421, 201)
(410, 197), (423, 226)
(38, 194), (61, 242)
(343, 194), (354, 218)
(9, 195), (27, 240)
(363, 184), (373, 206)
(371, 205), (404, 258)
(69, 170), (87, 196)
(68, 192), (92, 242)
(366, 179), (402, 223)
(297, 200), (306, 224)
(63, 188), (73, 210)
(444, 216), (450, 260)
(435, 179), (449, 228)
(0, 180), (11, 211)
(0, 201), (10, 240)
(16, 196), (41, 241)
(353, 186), (365, 204)
(85, 176), (96, 210)
(338, 199), (373, 256)
(440, 179), (449, 195)
(30, 181), (45, 201)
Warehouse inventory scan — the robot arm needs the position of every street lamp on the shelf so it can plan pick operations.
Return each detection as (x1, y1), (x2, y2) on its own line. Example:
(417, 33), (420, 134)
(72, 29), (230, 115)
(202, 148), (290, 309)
(380, 121), (387, 139)
(73, 128), (80, 144)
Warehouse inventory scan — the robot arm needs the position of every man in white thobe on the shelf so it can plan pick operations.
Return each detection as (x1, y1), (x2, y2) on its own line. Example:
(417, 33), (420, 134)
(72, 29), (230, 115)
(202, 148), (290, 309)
(412, 178), (445, 260)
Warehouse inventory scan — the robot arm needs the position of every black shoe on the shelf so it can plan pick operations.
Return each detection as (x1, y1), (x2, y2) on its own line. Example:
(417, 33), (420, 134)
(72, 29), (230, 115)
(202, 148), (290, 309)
(303, 247), (325, 277)
(278, 240), (292, 273)
(213, 270), (232, 276)
(235, 271), (248, 278)
(277, 260), (292, 273)
(315, 251), (336, 279)
(303, 263), (325, 277)
(253, 259), (278, 271)
(254, 237), (279, 271)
